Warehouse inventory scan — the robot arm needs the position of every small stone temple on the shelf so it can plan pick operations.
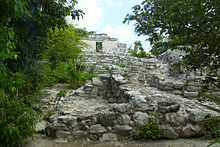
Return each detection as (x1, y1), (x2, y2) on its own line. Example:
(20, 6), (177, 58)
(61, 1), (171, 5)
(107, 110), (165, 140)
(83, 33), (126, 55)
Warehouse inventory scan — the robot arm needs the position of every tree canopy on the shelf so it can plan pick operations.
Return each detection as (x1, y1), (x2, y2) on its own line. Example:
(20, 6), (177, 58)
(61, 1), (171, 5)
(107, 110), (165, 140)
(124, 0), (219, 76)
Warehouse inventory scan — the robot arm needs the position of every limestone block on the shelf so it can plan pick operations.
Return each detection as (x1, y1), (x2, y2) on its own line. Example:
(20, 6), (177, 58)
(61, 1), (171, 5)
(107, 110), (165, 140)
(186, 109), (208, 123)
(130, 121), (135, 127)
(90, 124), (107, 134)
(172, 90), (183, 95)
(163, 85), (174, 90)
(187, 81), (202, 86)
(100, 133), (118, 141)
(89, 134), (99, 141)
(165, 82), (174, 88)
(92, 77), (104, 87)
(186, 86), (199, 92)
(135, 102), (155, 112)
(146, 65), (156, 69)
(114, 125), (133, 131)
(57, 115), (72, 122)
(97, 113), (118, 127)
(157, 101), (180, 113)
(72, 130), (88, 138)
(56, 130), (71, 138)
(61, 110), (72, 115)
(112, 74), (128, 84)
(184, 91), (199, 98)
(165, 112), (188, 126)
(127, 92), (146, 103)
(158, 80), (166, 87)
(133, 112), (149, 126)
(174, 83), (185, 89)
(187, 76), (205, 81)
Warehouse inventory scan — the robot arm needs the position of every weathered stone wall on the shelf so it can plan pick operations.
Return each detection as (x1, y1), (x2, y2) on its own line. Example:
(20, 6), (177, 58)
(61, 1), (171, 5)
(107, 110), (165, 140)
(82, 53), (220, 99)
(43, 71), (219, 141)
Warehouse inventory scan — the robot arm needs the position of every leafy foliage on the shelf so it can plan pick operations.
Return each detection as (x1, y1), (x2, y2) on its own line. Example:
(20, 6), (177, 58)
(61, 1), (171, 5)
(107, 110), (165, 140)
(67, 60), (97, 89)
(0, 92), (37, 147)
(200, 91), (220, 146)
(42, 24), (96, 89)
(202, 114), (220, 138)
(124, 0), (219, 77)
(45, 25), (87, 65)
(137, 113), (163, 139)
(128, 41), (148, 58)
(0, 0), (84, 146)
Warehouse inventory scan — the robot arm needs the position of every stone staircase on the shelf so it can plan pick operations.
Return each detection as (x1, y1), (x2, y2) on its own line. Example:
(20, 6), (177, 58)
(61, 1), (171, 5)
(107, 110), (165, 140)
(37, 57), (219, 142)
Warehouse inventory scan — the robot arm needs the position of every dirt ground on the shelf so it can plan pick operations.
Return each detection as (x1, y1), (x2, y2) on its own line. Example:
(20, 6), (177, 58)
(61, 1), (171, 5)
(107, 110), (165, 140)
(24, 135), (220, 147)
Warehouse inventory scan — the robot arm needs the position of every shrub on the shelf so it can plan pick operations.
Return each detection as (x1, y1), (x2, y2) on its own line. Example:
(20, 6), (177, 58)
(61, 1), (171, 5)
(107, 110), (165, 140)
(0, 93), (37, 147)
(51, 62), (70, 83)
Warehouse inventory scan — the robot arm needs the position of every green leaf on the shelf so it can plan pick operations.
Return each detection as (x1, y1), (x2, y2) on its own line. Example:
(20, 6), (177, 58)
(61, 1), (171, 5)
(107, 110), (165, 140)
(8, 31), (15, 40)
(200, 92), (220, 105)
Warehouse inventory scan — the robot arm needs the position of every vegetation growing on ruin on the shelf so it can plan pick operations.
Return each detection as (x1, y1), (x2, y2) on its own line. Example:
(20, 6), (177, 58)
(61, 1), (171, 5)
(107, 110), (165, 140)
(137, 113), (163, 139)
(41, 24), (97, 89)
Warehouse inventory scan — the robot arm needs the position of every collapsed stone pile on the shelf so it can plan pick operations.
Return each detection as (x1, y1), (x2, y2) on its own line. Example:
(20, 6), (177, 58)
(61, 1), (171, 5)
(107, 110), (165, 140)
(37, 53), (219, 142)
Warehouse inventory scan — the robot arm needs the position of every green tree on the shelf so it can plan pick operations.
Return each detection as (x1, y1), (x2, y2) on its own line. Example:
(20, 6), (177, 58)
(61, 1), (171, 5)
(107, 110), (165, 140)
(42, 24), (88, 84)
(128, 41), (148, 58)
(45, 25), (87, 66)
(0, 0), (84, 146)
(124, 0), (219, 74)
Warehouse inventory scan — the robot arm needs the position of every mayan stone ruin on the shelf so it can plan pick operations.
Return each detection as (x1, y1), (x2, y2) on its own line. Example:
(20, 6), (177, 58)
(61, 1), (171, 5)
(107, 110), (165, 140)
(36, 33), (220, 142)
(82, 33), (126, 55)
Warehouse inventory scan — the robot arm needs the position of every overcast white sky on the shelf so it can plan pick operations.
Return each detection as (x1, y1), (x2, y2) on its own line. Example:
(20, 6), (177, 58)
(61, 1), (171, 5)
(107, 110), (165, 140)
(67, 0), (151, 52)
